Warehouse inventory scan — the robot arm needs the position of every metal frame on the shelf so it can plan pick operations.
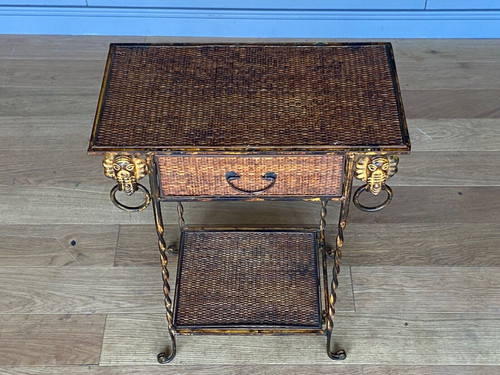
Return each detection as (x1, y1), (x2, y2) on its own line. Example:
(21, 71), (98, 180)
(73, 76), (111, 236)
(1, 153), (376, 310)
(146, 152), (358, 363)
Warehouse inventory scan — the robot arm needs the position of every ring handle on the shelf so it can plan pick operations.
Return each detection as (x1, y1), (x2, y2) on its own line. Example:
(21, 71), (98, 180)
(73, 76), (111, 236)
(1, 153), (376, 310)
(353, 184), (393, 212)
(225, 171), (277, 194)
(110, 183), (151, 212)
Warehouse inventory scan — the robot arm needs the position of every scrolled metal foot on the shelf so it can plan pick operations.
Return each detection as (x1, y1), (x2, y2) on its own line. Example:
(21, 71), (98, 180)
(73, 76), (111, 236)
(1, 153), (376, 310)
(166, 244), (178, 254)
(328, 348), (347, 361)
(157, 330), (176, 364)
(327, 332), (346, 360)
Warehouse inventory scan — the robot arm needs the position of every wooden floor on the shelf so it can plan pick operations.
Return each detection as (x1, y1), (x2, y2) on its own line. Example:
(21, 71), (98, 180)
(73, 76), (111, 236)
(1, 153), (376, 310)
(0, 35), (499, 374)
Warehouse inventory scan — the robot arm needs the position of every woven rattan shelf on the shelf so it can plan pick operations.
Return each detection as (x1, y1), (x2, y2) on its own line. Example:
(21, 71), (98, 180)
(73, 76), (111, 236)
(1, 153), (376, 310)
(88, 42), (411, 363)
(174, 230), (322, 334)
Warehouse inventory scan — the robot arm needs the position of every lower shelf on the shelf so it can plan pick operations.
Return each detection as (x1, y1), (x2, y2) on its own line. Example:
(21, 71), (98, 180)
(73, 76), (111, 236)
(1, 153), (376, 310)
(173, 229), (323, 334)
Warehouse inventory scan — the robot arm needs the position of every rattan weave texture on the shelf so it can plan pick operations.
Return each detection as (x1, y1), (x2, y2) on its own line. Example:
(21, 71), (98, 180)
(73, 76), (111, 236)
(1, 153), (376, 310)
(174, 230), (321, 329)
(91, 43), (408, 151)
(157, 154), (343, 197)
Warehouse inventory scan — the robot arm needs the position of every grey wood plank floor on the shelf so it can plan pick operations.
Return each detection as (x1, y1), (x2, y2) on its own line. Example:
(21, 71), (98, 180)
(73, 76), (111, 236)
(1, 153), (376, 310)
(0, 35), (499, 374)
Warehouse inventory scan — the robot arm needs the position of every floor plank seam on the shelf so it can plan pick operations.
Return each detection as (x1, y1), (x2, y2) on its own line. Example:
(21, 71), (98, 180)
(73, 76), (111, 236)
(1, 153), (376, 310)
(99, 314), (109, 366)
(113, 224), (121, 267)
(349, 266), (357, 313)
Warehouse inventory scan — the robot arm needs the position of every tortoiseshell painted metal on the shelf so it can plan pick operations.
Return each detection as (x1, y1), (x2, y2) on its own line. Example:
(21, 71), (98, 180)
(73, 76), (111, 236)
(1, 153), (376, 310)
(88, 42), (411, 363)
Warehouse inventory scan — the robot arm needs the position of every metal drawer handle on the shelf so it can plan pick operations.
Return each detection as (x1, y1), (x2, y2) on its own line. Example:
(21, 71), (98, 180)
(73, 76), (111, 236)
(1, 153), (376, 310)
(225, 171), (277, 194)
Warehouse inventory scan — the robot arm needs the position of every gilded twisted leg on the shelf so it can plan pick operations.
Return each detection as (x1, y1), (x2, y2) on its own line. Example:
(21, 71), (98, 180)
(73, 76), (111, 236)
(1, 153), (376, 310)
(323, 200), (346, 360)
(164, 202), (185, 254)
(319, 200), (345, 360)
(335, 154), (355, 256)
(157, 235), (176, 364)
(318, 200), (328, 254)
(163, 202), (184, 254)
(325, 154), (354, 360)
(319, 200), (330, 319)
(326, 243), (346, 360)
(148, 157), (176, 364)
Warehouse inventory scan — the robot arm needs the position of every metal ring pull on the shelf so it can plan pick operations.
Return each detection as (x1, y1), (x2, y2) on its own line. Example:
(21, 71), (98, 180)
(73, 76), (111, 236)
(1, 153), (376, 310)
(110, 183), (151, 212)
(225, 171), (277, 194)
(353, 184), (393, 212)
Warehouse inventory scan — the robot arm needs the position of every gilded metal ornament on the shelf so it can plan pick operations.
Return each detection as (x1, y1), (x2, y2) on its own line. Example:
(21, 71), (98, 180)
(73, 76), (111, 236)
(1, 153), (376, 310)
(103, 153), (151, 211)
(353, 155), (398, 212)
(354, 155), (398, 196)
(103, 153), (149, 195)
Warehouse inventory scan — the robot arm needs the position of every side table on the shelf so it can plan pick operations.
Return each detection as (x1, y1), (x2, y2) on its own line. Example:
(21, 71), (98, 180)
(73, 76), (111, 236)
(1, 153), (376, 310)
(88, 42), (410, 363)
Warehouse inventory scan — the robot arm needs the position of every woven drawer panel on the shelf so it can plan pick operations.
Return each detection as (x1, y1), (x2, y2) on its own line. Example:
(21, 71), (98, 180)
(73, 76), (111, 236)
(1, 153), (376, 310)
(157, 155), (344, 197)
(174, 230), (321, 328)
(91, 43), (408, 151)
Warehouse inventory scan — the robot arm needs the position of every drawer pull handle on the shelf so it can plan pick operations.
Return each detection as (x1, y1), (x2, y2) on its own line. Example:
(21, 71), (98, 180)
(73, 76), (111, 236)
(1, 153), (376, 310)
(225, 171), (277, 194)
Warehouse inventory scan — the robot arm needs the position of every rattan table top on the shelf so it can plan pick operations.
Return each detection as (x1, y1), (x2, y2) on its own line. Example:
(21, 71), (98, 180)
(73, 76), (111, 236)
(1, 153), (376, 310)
(89, 42), (410, 154)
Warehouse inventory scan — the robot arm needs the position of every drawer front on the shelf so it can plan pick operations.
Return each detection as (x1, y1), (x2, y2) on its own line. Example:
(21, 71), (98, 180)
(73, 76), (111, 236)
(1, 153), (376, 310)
(157, 155), (344, 198)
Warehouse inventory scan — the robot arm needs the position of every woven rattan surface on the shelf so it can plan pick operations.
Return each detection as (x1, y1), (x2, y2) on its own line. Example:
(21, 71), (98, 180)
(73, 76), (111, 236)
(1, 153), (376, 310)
(157, 154), (343, 197)
(174, 230), (321, 330)
(89, 43), (409, 153)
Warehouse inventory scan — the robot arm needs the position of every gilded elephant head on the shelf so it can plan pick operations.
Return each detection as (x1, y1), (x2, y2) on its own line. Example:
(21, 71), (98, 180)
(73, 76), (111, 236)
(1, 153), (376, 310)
(103, 153), (148, 195)
(355, 155), (398, 195)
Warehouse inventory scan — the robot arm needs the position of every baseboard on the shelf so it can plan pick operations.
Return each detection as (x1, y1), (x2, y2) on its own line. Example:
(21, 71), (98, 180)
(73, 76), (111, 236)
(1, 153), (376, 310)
(1, 6), (499, 38)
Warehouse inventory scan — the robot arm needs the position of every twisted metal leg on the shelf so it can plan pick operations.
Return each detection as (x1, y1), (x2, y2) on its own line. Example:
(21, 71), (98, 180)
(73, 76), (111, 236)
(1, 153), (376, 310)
(326, 242), (346, 360)
(318, 200), (328, 255)
(157, 239), (176, 364)
(148, 157), (176, 364)
(323, 201), (347, 361)
(335, 154), (355, 257)
(177, 202), (185, 230)
(318, 199), (346, 360)
(165, 202), (185, 254)
(319, 200), (330, 320)
(325, 154), (355, 360)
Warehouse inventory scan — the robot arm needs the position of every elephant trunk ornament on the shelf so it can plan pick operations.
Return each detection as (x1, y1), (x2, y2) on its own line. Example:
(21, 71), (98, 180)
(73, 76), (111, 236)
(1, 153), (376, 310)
(103, 153), (151, 211)
(353, 155), (399, 212)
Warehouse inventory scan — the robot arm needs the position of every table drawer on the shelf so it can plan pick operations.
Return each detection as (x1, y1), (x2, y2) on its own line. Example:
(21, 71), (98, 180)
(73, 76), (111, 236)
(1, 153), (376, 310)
(156, 155), (344, 198)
